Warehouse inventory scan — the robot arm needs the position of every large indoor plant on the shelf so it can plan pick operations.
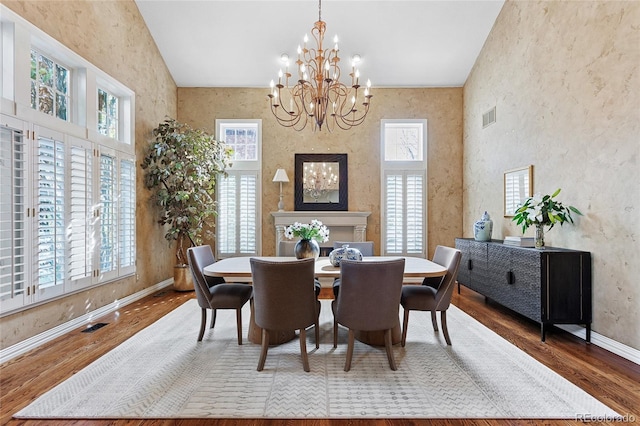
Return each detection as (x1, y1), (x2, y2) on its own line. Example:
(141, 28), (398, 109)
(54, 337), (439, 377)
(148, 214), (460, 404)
(141, 118), (233, 290)
(512, 188), (582, 248)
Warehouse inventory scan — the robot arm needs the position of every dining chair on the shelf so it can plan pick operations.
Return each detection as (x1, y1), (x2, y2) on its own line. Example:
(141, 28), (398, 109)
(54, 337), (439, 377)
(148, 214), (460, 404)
(333, 258), (405, 371)
(186, 245), (253, 344)
(279, 240), (322, 298)
(250, 257), (320, 372)
(331, 241), (374, 298)
(330, 241), (375, 344)
(400, 245), (462, 346)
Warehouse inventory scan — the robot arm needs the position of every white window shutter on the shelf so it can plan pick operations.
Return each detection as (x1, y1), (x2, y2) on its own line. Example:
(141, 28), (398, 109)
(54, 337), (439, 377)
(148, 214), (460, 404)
(0, 123), (28, 311)
(217, 171), (258, 257)
(68, 139), (94, 288)
(119, 157), (135, 273)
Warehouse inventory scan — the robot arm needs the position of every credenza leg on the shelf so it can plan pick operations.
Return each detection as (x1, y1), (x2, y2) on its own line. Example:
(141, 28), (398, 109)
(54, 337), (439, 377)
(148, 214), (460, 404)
(541, 323), (546, 342)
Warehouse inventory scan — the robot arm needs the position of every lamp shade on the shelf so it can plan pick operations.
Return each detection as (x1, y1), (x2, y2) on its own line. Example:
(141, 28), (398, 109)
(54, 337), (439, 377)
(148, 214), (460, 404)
(272, 168), (289, 183)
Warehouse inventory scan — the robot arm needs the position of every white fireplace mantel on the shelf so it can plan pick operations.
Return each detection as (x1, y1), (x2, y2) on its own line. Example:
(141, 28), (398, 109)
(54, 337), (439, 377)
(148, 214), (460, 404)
(271, 211), (371, 254)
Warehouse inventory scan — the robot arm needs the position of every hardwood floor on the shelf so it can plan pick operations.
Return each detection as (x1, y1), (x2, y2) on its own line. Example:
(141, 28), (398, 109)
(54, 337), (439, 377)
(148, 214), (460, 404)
(2, 285), (638, 426)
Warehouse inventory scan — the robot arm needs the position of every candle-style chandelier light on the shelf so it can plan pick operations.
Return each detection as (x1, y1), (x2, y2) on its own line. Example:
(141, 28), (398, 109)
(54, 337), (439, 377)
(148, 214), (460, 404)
(267, 0), (372, 132)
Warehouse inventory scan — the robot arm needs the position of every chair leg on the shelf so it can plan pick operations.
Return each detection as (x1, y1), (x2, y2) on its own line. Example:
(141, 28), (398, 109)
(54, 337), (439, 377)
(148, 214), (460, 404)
(384, 328), (397, 371)
(235, 308), (243, 345)
(431, 310), (438, 331)
(314, 320), (320, 350)
(401, 308), (410, 347)
(257, 329), (270, 371)
(441, 310), (451, 345)
(299, 328), (310, 372)
(197, 308), (207, 342)
(210, 309), (217, 329)
(332, 300), (338, 348)
(344, 329), (355, 372)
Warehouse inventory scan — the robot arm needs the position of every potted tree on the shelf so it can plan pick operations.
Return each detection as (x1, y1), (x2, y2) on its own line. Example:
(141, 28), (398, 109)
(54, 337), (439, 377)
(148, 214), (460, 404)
(141, 118), (233, 291)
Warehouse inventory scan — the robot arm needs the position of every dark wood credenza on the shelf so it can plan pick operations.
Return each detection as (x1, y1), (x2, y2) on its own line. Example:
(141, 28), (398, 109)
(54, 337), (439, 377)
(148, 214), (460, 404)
(454, 238), (592, 342)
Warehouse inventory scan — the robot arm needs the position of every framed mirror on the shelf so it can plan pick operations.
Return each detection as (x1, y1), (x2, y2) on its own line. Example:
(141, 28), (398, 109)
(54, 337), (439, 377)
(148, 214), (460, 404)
(504, 165), (533, 217)
(294, 153), (348, 211)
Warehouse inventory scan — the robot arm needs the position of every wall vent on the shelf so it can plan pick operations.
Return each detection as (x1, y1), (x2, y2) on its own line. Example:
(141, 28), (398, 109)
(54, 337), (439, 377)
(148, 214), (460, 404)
(482, 107), (496, 128)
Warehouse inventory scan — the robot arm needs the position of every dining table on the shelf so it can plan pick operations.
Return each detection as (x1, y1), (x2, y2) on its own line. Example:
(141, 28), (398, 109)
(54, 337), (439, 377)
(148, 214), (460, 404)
(204, 256), (447, 346)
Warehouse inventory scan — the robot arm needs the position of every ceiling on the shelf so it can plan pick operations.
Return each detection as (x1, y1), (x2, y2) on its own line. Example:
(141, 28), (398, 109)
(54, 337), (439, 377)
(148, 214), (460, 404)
(134, 0), (505, 88)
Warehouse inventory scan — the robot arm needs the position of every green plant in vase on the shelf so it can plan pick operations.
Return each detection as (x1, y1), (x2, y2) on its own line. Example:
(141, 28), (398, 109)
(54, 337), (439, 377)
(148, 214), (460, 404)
(512, 188), (582, 248)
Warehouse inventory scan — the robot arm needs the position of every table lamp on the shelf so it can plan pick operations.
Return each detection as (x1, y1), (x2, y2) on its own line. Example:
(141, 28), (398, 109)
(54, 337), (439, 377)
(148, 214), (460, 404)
(272, 168), (289, 211)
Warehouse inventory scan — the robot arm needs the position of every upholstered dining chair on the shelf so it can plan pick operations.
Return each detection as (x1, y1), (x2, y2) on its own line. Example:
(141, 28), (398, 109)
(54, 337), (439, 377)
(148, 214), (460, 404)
(186, 245), (253, 344)
(331, 241), (374, 298)
(330, 241), (375, 344)
(250, 257), (320, 372)
(333, 258), (405, 371)
(279, 240), (322, 299)
(400, 245), (462, 346)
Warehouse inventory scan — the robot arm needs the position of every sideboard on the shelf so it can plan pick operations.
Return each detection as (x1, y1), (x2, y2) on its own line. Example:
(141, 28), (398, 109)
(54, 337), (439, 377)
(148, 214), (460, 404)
(454, 238), (592, 342)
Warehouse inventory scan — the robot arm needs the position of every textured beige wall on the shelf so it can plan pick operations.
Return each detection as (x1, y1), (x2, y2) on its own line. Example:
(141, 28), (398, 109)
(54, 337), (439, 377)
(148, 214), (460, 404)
(463, 1), (640, 349)
(178, 87), (463, 260)
(1, 1), (177, 348)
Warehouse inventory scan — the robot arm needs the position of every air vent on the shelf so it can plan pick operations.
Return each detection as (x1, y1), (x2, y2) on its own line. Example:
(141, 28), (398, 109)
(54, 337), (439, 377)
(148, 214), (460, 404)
(482, 107), (496, 128)
(82, 323), (108, 333)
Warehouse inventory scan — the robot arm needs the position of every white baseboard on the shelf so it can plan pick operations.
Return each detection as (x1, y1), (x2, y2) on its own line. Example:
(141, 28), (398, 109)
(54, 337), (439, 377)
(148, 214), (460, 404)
(0, 279), (173, 365)
(557, 324), (640, 365)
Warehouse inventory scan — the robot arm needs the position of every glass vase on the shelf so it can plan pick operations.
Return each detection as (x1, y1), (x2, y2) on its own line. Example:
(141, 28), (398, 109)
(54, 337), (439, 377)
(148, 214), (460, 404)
(535, 224), (545, 249)
(294, 239), (320, 260)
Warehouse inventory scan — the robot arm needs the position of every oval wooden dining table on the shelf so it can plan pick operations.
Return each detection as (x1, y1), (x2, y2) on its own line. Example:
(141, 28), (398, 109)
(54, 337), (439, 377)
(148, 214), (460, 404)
(204, 256), (447, 345)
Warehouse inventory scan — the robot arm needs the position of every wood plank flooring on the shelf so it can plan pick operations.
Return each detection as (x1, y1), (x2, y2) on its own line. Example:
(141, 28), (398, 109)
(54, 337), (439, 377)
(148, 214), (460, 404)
(2, 285), (638, 426)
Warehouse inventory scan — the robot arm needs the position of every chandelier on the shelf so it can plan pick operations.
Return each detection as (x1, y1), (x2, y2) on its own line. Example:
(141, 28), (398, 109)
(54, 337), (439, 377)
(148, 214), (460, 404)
(267, 0), (372, 132)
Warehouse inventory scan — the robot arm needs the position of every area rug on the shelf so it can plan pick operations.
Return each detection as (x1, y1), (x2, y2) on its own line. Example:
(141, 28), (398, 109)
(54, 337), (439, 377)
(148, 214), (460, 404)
(15, 299), (620, 419)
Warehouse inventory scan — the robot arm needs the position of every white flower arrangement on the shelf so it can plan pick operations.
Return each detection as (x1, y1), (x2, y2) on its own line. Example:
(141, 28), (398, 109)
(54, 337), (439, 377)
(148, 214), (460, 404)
(284, 220), (330, 242)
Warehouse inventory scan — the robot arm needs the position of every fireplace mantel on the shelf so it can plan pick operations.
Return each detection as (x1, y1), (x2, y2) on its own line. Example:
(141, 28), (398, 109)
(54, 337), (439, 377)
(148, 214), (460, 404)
(271, 211), (371, 255)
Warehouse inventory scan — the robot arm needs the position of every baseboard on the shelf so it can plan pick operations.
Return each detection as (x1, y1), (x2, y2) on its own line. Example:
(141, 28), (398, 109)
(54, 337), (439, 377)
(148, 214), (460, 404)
(0, 279), (173, 365)
(556, 324), (640, 365)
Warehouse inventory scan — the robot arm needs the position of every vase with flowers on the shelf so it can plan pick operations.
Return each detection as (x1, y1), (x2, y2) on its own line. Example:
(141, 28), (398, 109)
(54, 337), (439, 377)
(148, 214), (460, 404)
(512, 189), (582, 248)
(284, 220), (330, 259)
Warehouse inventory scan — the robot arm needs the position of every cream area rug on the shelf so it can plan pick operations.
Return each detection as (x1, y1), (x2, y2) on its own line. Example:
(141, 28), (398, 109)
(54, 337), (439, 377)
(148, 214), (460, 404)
(15, 299), (620, 419)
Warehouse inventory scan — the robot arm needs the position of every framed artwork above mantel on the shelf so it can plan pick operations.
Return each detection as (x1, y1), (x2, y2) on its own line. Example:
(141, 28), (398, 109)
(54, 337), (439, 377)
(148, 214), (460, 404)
(294, 153), (348, 211)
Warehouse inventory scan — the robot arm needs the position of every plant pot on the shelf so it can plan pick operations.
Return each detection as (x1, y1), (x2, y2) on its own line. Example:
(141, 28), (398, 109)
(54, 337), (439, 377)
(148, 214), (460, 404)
(173, 264), (194, 291)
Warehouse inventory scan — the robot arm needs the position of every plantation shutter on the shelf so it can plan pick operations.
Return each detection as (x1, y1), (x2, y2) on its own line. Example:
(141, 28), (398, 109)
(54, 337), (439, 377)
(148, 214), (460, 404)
(34, 127), (66, 300)
(384, 171), (425, 256)
(68, 138), (94, 289)
(99, 149), (117, 281)
(0, 121), (28, 311)
(119, 158), (136, 273)
(217, 171), (258, 257)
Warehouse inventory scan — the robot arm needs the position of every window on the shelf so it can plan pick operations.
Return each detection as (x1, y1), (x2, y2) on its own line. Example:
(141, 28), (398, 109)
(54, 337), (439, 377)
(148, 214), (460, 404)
(0, 6), (136, 314)
(30, 49), (70, 121)
(381, 120), (427, 257)
(97, 88), (119, 139)
(215, 119), (262, 258)
(218, 121), (259, 161)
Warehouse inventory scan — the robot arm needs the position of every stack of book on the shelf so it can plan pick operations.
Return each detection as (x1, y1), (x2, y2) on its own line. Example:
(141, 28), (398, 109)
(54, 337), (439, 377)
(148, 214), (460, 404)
(503, 236), (535, 247)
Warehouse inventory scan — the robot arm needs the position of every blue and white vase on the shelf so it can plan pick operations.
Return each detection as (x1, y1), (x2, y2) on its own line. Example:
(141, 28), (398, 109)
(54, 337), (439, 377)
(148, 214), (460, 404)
(474, 211), (493, 242)
(328, 244), (363, 267)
